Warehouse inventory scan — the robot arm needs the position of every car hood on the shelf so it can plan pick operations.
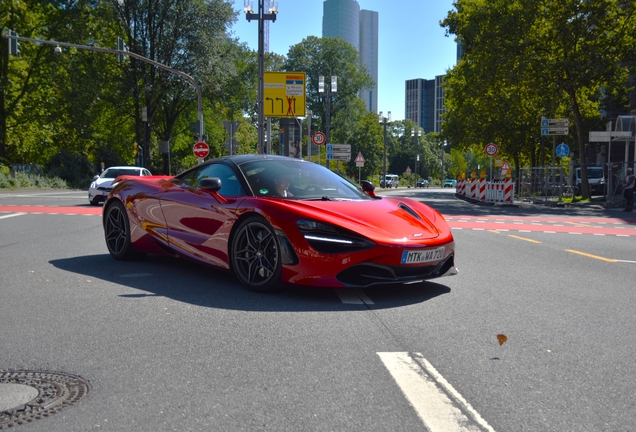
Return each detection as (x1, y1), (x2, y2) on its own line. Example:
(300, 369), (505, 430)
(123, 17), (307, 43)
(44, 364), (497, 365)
(94, 178), (116, 188)
(283, 197), (442, 241)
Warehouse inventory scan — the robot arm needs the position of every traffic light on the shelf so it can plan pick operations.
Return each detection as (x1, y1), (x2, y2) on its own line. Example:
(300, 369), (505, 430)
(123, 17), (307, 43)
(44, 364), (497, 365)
(8, 30), (19, 55)
(117, 37), (126, 62)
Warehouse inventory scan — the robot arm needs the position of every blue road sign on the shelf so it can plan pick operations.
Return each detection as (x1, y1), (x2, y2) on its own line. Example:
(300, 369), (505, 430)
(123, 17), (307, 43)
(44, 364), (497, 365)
(556, 143), (570, 157)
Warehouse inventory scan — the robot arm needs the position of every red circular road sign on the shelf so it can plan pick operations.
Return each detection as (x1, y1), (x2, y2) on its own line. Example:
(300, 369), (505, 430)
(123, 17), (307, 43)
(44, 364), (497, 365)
(312, 131), (326, 146)
(485, 142), (498, 156)
(193, 142), (210, 158)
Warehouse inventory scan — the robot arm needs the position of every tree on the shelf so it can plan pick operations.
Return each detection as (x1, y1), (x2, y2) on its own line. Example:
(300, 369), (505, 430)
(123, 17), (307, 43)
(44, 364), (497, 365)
(107, 0), (236, 171)
(441, 0), (636, 198)
(284, 36), (375, 160)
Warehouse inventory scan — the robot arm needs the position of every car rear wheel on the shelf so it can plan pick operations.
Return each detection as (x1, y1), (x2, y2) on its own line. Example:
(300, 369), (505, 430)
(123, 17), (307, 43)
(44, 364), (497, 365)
(104, 201), (141, 260)
(230, 216), (282, 292)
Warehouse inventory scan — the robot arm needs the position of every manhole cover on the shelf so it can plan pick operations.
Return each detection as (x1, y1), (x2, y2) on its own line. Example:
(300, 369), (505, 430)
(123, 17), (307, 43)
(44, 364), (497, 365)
(0, 371), (90, 429)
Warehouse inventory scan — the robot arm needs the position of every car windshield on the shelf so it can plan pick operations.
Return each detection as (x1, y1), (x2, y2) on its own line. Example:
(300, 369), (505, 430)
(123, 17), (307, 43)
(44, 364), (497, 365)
(101, 168), (142, 178)
(588, 169), (603, 179)
(239, 159), (372, 201)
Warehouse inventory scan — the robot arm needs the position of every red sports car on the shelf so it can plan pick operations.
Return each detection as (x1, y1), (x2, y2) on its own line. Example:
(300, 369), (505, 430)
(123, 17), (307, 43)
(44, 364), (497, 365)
(103, 155), (457, 292)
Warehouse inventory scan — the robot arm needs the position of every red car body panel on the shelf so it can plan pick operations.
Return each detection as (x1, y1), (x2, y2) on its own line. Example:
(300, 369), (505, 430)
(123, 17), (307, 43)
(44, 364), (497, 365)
(104, 157), (456, 289)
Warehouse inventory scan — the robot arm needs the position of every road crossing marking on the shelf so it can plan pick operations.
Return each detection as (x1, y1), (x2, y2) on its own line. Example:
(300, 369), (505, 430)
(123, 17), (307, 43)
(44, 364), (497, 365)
(0, 212), (25, 220)
(378, 352), (495, 432)
(336, 289), (374, 305)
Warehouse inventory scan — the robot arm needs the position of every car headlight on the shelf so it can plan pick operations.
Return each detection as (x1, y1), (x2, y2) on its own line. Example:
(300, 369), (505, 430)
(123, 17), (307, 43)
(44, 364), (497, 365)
(90, 182), (96, 189)
(297, 219), (374, 254)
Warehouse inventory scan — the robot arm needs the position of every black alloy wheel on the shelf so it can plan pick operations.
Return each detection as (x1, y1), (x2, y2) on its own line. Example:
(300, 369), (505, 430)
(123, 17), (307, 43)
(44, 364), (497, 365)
(230, 216), (282, 292)
(104, 200), (141, 260)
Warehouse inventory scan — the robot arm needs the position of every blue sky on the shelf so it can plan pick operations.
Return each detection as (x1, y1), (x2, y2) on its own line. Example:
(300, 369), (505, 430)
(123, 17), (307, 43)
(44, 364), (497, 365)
(229, 0), (458, 121)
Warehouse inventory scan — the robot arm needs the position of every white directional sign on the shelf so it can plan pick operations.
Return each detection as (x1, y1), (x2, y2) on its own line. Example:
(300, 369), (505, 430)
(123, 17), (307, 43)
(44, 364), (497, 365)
(589, 131), (632, 141)
(326, 144), (351, 152)
(326, 143), (351, 161)
(541, 127), (569, 135)
(326, 153), (351, 160)
(541, 118), (569, 127)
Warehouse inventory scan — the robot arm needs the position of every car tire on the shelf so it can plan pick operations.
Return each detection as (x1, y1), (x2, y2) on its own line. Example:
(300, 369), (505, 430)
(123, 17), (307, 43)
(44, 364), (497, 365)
(89, 198), (100, 206)
(230, 216), (282, 292)
(104, 201), (143, 260)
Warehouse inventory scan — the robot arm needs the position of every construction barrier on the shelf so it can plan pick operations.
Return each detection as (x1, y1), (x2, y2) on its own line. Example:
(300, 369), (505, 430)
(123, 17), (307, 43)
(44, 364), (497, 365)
(457, 179), (515, 204)
(470, 180), (478, 199)
(479, 179), (487, 201)
(485, 179), (515, 204)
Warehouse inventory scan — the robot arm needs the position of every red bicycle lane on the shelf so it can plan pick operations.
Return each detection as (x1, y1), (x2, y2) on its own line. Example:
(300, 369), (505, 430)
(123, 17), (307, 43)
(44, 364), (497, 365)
(445, 215), (636, 236)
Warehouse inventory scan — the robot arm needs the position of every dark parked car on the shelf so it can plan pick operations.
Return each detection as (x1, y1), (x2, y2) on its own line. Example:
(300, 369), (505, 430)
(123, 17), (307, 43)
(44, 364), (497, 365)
(416, 179), (429, 188)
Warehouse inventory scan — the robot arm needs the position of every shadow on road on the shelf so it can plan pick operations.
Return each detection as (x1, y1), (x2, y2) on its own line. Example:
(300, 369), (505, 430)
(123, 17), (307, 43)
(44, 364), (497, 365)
(49, 254), (452, 312)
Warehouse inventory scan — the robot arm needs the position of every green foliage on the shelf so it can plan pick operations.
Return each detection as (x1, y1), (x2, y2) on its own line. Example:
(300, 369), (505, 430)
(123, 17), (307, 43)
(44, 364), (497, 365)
(45, 150), (94, 189)
(285, 36), (376, 141)
(0, 172), (68, 189)
(441, 0), (636, 198)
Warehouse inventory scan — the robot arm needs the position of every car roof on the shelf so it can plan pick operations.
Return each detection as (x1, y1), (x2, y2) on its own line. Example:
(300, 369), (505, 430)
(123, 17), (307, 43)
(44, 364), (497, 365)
(105, 166), (146, 170)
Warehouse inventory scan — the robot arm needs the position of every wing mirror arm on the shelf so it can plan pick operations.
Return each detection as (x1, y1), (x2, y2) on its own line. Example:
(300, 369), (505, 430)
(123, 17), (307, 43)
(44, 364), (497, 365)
(197, 178), (229, 204)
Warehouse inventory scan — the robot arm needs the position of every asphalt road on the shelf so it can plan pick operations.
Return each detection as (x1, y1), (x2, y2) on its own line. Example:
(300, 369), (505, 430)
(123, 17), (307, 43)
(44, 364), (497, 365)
(1, 189), (635, 431)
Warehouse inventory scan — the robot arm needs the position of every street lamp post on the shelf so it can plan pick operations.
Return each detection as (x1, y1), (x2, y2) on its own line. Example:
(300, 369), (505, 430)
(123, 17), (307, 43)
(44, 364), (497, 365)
(319, 75), (337, 169)
(244, 0), (278, 154)
(412, 128), (421, 187)
(440, 140), (447, 186)
(379, 111), (391, 188)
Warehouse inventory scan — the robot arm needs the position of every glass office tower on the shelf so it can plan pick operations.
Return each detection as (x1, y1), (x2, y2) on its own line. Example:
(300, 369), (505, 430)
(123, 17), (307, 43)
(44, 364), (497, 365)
(322, 0), (360, 50)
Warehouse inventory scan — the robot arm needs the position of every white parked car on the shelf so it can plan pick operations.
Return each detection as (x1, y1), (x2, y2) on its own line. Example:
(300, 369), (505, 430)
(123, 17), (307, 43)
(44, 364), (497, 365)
(88, 166), (152, 205)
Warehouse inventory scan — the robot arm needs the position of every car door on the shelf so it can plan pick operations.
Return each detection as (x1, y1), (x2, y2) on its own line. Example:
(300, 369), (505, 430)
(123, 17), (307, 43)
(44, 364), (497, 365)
(159, 163), (246, 269)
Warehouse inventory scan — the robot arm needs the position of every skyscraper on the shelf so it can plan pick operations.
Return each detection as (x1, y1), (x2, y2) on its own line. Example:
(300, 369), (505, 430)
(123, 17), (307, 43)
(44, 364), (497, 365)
(359, 10), (378, 113)
(405, 76), (445, 134)
(322, 0), (378, 113)
(322, 0), (360, 50)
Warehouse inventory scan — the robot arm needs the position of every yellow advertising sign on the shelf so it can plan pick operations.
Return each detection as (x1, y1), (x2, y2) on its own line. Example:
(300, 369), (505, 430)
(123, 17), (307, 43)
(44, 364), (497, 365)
(264, 72), (306, 117)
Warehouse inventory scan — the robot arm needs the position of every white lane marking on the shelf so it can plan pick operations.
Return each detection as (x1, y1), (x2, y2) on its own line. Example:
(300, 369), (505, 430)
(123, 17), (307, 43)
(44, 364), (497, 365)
(377, 352), (495, 432)
(336, 289), (374, 305)
(0, 213), (26, 220)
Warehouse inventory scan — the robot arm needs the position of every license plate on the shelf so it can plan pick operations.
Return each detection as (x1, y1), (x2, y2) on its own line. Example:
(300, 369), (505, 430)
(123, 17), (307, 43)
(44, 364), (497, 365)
(400, 247), (445, 264)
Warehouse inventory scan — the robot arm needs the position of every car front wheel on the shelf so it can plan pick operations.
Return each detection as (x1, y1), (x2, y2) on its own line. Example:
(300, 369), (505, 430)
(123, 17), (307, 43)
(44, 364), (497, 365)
(104, 201), (142, 260)
(230, 216), (282, 292)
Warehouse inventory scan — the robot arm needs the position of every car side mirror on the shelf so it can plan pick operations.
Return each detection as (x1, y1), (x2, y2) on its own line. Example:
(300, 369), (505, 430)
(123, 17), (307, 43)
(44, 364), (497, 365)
(360, 180), (377, 198)
(198, 178), (222, 192)
(93, 175), (99, 180)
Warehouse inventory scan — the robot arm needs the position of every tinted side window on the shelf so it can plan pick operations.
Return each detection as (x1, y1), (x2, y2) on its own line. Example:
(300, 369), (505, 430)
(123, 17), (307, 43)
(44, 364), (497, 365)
(181, 164), (245, 196)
